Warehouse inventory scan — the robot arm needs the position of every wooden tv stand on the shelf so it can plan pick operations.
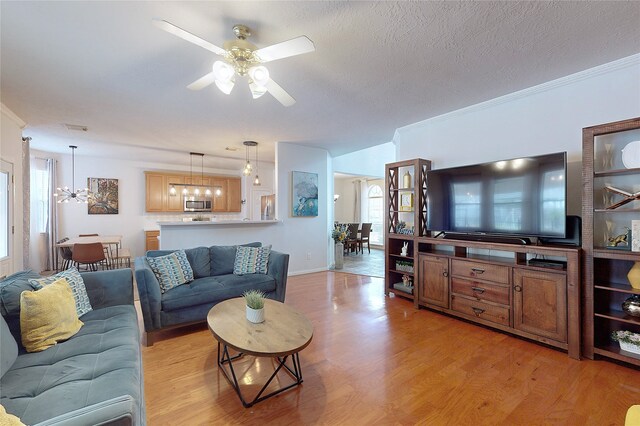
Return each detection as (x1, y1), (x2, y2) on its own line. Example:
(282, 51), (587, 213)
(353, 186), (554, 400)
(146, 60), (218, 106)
(416, 237), (581, 359)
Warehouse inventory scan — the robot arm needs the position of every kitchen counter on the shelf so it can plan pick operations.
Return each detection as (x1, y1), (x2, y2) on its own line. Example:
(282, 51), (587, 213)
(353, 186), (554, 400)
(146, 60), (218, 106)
(156, 219), (283, 250)
(157, 219), (280, 226)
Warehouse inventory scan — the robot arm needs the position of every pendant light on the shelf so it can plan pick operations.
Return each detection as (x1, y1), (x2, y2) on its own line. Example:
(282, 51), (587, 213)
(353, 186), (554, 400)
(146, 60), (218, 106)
(242, 141), (257, 176)
(54, 145), (89, 203)
(253, 142), (261, 186)
(168, 152), (212, 197)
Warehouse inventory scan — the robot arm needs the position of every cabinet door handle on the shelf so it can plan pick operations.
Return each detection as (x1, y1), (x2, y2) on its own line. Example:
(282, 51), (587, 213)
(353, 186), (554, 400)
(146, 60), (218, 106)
(471, 267), (485, 274)
(443, 270), (449, 278)
(472, 307), (485, 317)
(514, 285), (522, 292)
(471, 286), (485, 294)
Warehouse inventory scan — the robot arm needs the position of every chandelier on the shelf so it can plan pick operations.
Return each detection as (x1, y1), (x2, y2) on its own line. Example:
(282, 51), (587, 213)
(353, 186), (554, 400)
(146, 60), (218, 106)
(242, 141), (257, 176)
(169, 152), (213, 197)
(54, 145), (89, 203)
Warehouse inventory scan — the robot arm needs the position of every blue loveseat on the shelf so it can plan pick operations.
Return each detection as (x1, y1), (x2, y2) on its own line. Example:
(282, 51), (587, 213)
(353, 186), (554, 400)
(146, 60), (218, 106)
(0, 268), (145, 426)
(134, 243), (289, 346)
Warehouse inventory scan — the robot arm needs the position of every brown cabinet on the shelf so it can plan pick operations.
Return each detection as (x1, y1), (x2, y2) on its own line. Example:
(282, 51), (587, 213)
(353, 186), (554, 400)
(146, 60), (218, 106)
(145, 230), (160, 252)
(145, 172), (241, 213)
(513, 268), (567, 342)
(418, 254), (449, 308)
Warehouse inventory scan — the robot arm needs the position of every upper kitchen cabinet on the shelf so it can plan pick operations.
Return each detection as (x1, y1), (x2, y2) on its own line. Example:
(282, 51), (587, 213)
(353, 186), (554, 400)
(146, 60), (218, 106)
(145, 171), (242, 213)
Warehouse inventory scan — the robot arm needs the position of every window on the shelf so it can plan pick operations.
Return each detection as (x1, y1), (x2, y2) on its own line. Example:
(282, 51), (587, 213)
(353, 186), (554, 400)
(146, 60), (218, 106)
(493, 177), (525, 231)
(452, 181), (481, 229)
(0, 161), (10, 259)
(367, 185), (383, 245)
(31, 163), (50, 233)
(540, 170), (565, 234)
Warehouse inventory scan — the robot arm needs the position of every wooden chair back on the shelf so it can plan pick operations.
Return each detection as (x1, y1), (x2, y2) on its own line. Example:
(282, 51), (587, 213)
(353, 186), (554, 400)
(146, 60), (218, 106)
(72, 242), (106, 265)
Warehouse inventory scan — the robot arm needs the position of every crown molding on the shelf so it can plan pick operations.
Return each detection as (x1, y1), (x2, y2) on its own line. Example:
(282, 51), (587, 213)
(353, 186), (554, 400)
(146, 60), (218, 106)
(396, 53), (640, 136)
(0, 103), (26, 129)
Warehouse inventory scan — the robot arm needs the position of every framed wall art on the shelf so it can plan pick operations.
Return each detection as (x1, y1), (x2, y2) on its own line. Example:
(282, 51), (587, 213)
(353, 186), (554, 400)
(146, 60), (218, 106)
(291, 171), (318, 217)
(87, 177), (119, 214)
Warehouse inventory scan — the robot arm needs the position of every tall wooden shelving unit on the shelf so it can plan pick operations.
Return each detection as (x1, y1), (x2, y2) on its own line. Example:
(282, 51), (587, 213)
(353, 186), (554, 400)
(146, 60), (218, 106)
(384, 159), (431, 307)
(582, 117), (640, 367)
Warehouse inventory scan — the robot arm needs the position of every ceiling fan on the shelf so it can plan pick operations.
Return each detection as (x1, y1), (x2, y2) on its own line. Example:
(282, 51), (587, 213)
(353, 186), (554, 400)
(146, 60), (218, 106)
(153, 19), (315, 106)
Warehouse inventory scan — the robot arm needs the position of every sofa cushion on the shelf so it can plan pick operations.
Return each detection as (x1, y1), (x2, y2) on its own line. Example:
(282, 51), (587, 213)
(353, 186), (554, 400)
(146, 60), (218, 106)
(20, 278), (84, 353)
(210, 242), (261, 276)
(147, 249), (194, 293)
(0, 270), (41, 349)
(0, 316), (17, 380)
(161, 274), (276, 312)
(0, 305), (141, 425)
(29, 267), (93, 317)
(233, 245), (271, 275)
(147, 247), (210, 279)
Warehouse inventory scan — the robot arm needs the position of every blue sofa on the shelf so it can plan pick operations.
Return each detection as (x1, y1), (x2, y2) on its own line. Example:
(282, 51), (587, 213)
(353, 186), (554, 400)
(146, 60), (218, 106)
(134, 243), (289, 346)
(0, 269), (145, 426)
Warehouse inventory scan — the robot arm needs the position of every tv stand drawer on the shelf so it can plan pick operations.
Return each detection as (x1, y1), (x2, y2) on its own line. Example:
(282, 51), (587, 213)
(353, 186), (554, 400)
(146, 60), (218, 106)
(451, 278), (509, 305)
(451, 295), (510, 326)
(451, 259), (509, 284)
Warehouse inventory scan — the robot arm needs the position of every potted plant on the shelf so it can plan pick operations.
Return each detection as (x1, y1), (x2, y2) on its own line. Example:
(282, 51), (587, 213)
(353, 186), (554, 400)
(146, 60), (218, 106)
(611, 330), (640, 355)
(331, 224), (349, 270)
(243, 289), (266, 323)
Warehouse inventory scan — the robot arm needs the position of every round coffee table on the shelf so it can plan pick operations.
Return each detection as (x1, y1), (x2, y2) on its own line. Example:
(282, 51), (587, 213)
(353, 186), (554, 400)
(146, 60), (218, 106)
(207, 297), (313, 407)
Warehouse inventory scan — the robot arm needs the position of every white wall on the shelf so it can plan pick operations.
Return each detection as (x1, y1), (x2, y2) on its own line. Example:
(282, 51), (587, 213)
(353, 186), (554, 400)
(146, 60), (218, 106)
(0, 105), (25, 275)
(333, 142), (395, 176)
(394, 55), (640, 215)
(276, 142), (331, 274)
(334, 177), (356, 223)
(37, 148), (275, 260)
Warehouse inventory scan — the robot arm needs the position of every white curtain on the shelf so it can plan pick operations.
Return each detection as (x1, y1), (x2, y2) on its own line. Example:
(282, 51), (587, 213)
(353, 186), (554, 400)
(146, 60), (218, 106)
(353, 179), (361, 222)
(22, 137), (30, 269)
(359, 179), (369, 223)
(46, 159), (58, 271)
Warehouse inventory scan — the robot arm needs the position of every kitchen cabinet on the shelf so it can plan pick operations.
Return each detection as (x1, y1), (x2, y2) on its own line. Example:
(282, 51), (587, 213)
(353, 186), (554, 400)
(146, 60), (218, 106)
(145, 230), (160, 252)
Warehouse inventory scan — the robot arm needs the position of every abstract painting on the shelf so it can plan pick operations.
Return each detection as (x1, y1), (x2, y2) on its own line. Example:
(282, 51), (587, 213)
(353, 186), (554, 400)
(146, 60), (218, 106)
(87, 178), (118, 214)
(292, 171), (318, 217)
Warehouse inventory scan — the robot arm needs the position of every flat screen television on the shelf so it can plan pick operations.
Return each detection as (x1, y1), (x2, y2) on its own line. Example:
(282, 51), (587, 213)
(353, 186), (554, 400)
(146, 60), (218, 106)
(427, 152), (567, 240)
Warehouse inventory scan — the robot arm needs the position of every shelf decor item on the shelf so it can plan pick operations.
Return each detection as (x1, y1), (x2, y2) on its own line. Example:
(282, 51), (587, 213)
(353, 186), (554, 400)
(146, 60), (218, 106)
(243, 289), (266, 324)
(402, 171), (412, 189)
(611, 330), (640, 355)
(627, 262), (640, 290)
(607, 229), (631, 250)
(632, 220), (640, 252)
(399, 193), (414, 212)
(621, 140), (640, 169)
(622, 295), (640, 317)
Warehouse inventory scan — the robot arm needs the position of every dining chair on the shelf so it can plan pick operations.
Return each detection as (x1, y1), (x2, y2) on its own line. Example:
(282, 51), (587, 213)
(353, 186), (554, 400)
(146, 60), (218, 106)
(345, 223), (360, 254)
(72, 242), (107, 271)
(56, 237), (73, 270)
(79, 233), (114, 266)
(113, 248), (132, 269)
(358, 223), (372, 254)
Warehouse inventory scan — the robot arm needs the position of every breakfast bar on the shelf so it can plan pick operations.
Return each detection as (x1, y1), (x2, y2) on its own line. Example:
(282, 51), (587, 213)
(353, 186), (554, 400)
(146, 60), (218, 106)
(157, 219), (281, 249)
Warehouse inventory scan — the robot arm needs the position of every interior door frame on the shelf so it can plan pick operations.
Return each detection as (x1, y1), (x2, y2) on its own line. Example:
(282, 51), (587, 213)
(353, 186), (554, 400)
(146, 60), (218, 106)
(0, 159), (14, 279)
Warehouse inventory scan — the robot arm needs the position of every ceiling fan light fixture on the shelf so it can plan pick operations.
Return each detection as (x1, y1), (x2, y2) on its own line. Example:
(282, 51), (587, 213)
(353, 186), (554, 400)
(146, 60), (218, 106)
(214, 79), (235, 95)
(248, 66), (269, 86)
(213, 61), (234, 82)
(249, 81), (268, 99)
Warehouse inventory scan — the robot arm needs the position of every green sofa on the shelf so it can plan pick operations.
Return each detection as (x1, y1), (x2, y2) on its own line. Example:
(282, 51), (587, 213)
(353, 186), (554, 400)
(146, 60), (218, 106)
(0, 268), (145, 425)
(134, 243), (289, 346)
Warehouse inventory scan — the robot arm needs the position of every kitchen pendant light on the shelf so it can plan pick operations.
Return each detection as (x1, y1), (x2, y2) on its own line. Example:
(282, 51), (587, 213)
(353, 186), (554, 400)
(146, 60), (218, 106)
(242, 141), (257, 176)
(253, 142), (261, 186)
(168, 152), (212, 197)
(54, 145), (90, 203)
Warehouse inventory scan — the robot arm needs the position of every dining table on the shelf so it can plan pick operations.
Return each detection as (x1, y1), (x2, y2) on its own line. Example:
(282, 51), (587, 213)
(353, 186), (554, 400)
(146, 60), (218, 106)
(56, 235), (123, 269)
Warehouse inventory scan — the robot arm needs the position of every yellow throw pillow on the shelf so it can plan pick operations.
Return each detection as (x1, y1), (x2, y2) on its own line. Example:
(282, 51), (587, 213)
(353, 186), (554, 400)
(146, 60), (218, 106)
(0, 404), (25, 425)
(20, 278), (83, 353)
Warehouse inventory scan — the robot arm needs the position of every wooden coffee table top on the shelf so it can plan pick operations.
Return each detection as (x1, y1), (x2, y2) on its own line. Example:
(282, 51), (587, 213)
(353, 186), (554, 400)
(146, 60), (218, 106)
(207, 298), (313, 357)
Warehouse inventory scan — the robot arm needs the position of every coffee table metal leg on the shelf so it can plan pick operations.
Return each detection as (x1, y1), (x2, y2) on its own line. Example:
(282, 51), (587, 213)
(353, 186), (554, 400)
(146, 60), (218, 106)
(216, 343), (305, 408)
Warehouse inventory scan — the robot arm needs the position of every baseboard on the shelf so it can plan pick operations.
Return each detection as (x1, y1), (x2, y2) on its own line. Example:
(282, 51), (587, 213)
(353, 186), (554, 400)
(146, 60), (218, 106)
(288, 267), (330, 276)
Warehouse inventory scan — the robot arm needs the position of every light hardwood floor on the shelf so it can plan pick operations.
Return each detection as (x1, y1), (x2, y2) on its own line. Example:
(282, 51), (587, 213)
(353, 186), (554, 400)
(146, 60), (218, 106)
(141, 271), (640, 425)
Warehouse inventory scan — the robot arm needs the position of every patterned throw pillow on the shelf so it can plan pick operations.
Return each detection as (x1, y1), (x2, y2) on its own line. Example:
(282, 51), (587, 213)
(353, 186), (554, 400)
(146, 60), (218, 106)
(146, 250), (194, 293)
(233, 245), (271, 275)
(30, 268), (92, 317)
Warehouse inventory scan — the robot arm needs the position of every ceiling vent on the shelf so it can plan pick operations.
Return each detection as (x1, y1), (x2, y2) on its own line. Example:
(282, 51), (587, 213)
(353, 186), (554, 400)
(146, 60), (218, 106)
(64, 123), (88, 132)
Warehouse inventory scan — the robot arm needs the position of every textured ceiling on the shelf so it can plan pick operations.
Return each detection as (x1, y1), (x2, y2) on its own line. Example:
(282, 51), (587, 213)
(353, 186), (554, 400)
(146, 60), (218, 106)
(2, 1), (639, 167)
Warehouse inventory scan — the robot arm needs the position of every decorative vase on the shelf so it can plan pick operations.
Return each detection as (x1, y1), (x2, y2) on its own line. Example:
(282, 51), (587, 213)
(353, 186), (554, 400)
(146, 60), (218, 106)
(402, 171), (412, 189)
(334, 242), (344, 269)
(246, 306), (265, 323)
(622, 294), (640, 317)
(628, 262), (640, 290)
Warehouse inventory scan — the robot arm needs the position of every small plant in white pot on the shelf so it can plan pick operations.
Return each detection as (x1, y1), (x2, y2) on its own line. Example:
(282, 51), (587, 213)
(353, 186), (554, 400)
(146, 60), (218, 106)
(611, 330), (640, 355)
(243, 290), (266, 324)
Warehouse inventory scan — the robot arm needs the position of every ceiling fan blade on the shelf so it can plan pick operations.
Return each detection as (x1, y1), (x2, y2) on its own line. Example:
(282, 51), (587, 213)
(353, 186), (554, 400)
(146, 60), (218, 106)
(152, 19), (226, 56)
(254, 36), (315, 63)
(265, 79), (296, 107)
(187, 72), (216, 90)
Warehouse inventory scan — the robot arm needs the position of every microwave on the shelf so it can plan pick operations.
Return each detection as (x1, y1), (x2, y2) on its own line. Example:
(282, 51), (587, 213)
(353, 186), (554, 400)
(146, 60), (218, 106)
(184, 197), (212, 212)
